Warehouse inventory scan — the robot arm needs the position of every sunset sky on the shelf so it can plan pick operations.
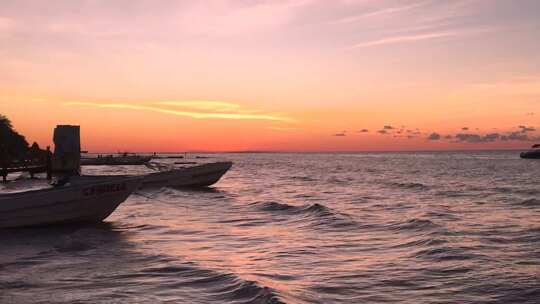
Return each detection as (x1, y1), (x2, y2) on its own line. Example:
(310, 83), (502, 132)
(1, 0), (539, 152)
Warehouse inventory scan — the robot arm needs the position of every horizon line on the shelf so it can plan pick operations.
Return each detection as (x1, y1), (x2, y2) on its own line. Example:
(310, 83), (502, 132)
(84, 148), (527, 154)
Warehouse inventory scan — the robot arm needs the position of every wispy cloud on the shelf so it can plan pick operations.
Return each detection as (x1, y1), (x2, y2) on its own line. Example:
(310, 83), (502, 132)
(65, 101), (293, 122)
(156, 101), (241, 111)
(266, 126), (297, 131)
(333, 0), (431, 24)
(352, 31), (459, 48)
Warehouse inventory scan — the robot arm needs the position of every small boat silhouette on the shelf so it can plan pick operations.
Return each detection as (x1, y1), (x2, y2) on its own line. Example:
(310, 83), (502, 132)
(520, 144), (540, 159)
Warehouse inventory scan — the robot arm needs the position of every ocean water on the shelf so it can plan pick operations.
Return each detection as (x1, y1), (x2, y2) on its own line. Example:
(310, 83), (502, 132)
(1, 151), (539, 304)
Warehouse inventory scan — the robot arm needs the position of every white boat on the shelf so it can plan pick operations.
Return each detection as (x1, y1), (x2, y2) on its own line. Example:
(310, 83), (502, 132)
(141, 161), (232, 188)
(0, 175), (141, 228)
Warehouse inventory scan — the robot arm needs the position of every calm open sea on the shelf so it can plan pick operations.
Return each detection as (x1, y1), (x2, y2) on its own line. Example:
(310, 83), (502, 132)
(1, 151), (539, 304)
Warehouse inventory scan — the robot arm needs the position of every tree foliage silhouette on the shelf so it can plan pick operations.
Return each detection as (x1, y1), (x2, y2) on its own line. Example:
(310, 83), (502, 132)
(0, 114), (29, 162)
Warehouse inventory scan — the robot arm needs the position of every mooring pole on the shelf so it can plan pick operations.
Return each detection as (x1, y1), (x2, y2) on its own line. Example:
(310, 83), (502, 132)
(0, 146), (7, 183)
(45, 146), (52, 180)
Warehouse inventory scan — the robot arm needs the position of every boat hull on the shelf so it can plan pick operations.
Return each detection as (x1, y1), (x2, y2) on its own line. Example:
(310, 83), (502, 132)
(520, 150), (540, 159)
(81, 156), (152, 166)
(141, 162), (232, 188)
(0, 176), (141, 228)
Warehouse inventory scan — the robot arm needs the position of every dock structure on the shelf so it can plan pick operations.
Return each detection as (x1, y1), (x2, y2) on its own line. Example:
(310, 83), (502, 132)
(1, 145), (53, 182)
(1, 125), (81, 183)
(1, 163), (47, 182)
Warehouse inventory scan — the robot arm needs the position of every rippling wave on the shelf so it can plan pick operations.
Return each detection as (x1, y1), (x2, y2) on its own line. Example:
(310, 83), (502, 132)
(388, 181), (430, 191)
(251, 201), (358, 230)
(516, 198), (540, 207)
(389, 218), (440, 232)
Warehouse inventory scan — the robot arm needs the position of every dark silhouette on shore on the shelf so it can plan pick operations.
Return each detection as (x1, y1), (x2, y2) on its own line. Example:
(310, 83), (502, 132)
(1, 114), (50, 181)
(1, 114), (29, 161)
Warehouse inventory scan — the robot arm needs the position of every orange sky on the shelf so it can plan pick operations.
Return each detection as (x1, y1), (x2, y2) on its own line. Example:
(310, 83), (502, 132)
(1, 0), (539, 152)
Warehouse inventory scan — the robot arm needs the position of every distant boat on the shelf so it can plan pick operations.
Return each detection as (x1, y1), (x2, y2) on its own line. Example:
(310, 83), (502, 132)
(520, 144), (540, 159)
(141, 161), (232, 188)
(81, 154), (152, 166)
(0, 175), (141, 228)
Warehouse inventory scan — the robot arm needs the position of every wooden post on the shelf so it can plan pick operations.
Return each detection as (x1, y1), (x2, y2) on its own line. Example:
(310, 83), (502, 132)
(46, 146), (52, 180)
(0, 146), (7, 183)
